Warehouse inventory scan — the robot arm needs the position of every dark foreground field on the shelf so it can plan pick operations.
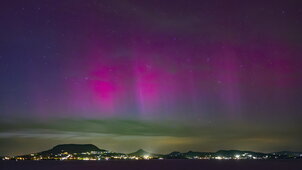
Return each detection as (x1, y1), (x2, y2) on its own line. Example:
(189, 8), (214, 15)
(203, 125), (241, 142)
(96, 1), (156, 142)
(1, 160), (302, 170)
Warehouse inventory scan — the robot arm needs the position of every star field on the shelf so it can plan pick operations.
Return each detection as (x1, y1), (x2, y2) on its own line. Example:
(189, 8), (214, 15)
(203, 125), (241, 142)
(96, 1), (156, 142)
(0, 0), (302, 156)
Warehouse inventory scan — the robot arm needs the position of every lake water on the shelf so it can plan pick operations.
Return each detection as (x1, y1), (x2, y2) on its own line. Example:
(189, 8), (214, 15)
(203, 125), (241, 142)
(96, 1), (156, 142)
(1, 160), (302, 170)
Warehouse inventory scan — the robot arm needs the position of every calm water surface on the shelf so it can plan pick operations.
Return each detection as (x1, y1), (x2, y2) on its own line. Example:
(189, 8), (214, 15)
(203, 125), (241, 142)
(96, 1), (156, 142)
(1, 160), (302, 170)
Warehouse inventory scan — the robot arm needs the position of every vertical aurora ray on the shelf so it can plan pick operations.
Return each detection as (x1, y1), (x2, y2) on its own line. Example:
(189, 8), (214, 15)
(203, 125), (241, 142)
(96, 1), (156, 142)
(0, 0), (302, 155)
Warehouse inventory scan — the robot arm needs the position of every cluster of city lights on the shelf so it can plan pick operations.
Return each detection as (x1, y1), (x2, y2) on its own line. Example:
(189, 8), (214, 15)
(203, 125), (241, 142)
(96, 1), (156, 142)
(2, 151), (302, 161)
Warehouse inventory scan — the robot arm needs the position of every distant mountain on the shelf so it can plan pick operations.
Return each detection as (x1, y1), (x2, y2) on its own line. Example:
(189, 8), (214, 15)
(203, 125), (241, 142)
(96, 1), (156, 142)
(128, 149), (165, 158)
(164, 151), (187, 159)
(183, 151), (212, 158)
(129, 149), (152, 156)
(215, 150), (267, 157)
(10, 144), (302, 160)
(272, 151), (302, 157)
(38, 144), (107, 156)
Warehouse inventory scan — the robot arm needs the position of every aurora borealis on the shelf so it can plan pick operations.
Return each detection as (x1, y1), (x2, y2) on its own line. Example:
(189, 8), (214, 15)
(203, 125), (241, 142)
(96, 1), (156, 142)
(0, 0), (302, 156)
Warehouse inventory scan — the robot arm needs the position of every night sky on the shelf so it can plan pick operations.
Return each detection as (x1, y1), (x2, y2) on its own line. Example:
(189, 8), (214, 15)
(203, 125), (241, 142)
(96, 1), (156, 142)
(1, 0), (302, 156)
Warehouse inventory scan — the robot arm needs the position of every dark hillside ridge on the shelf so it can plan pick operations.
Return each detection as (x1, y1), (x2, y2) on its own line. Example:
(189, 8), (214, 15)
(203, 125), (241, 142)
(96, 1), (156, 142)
(39, 144), (107, 155)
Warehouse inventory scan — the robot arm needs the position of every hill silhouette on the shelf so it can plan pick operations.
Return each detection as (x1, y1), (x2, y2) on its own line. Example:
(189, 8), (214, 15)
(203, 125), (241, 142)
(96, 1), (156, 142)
(39, 144), (106, 156)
